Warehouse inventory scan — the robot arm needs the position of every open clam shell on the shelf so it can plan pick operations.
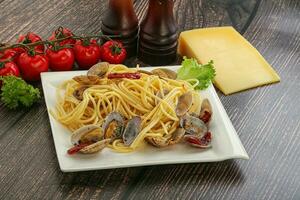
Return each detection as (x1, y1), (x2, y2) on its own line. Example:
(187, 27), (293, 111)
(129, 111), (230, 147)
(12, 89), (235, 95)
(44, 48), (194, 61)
(123, 116), (142, 146)
(80, 139), (110, 154)
(138, 70), (153, 76)
(180, 114), (208, 138)
(155, 89), (169, 105)
(70, 125), (109, 154)
(71, 125), (102, 145)
(73, 86), (89, 101)
(168, 128), (185, 145)
(87, 62), (109, 77)
(73, 75), (101, 85)
(176, 92), (193, 117)
(146, 136), (169, 147)
(102, 112), (124, 139)
(146, 128), (185, 147)
(199, 98), (213, 123)
(151, 68), (177, 80)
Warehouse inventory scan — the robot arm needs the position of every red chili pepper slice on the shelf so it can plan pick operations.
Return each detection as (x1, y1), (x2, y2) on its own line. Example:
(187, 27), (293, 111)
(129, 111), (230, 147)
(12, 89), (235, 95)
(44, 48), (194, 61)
(201, 131), (212, 145)
(107, 72), (141, 79)
(67, 143), (91, 155)
(186, 132), (212, 147)
(186, 136), (202, 145)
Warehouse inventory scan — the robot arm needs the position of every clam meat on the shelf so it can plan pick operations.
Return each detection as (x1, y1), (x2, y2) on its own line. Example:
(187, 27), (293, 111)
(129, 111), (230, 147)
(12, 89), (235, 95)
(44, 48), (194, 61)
(102, 112), (125, 139)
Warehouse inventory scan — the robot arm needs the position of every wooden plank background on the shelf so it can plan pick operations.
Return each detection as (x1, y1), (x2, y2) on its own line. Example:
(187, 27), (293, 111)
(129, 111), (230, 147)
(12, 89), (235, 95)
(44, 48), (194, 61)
(0, 0), (299, 199)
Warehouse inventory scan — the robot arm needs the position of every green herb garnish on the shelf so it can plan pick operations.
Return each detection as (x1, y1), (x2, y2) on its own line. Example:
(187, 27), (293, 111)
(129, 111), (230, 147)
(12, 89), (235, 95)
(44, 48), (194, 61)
(0, 76), (40, 109)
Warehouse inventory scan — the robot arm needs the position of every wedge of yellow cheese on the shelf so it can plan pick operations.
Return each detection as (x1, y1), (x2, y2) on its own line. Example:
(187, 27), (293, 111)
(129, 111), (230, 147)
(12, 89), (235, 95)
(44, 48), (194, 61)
(178, 26), (280, 95)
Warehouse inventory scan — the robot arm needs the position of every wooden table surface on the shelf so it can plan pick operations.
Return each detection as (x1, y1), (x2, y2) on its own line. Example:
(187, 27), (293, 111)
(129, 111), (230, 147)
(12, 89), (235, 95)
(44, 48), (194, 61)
(1, 0), (299, 199)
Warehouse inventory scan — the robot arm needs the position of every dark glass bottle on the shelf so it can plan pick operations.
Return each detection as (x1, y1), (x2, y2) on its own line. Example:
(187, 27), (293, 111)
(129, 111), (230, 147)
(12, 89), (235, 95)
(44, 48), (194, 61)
(101, 0), (139, 58)
(138, 0), (178, 65)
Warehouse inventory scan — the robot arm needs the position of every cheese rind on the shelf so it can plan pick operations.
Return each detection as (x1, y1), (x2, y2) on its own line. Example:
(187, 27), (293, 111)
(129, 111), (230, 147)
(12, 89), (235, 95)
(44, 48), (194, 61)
(178, 26), (280, 95)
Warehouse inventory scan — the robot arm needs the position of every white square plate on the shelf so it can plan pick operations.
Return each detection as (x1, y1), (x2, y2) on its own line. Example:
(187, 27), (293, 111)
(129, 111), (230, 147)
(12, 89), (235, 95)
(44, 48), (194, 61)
(41, 65), (249, 172)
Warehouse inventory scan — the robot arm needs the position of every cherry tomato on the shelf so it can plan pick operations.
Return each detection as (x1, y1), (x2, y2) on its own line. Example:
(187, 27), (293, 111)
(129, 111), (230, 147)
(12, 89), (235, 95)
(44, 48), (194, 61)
(101, 41), (126, 64)
(46, 48), (75, 71)
(49, 27), (76, 46)
(18, 32), (44, 53)
(73, 39), (101, 69)
(18, 52), (49, 81)
(0, 61), (20, 87)
(0, 48), (24, 63)
(0, 62), (20, 77)
(0, 49), (16, 61)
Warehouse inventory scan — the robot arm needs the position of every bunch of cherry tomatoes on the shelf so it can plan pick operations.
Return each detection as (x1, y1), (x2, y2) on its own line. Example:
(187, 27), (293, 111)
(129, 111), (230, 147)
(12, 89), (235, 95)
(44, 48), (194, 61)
(0, 27), (127, 81)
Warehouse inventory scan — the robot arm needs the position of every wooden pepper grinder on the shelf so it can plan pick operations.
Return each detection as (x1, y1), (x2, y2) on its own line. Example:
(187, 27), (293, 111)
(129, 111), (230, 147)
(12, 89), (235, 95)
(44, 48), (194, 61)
(101, 0), (139, 58)
(138, 0), (178, 65)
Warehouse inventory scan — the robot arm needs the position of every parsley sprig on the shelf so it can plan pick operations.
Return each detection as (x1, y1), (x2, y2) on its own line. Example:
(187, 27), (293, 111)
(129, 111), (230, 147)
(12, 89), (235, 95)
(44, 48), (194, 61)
(0, 76), (40, 109)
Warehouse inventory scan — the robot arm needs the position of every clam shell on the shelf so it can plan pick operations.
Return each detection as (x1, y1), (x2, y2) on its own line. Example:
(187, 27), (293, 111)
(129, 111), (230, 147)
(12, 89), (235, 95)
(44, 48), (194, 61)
(168, 128), (185, 145)
(71, 125), (102, 145)
(146, 128), (185, 147)
(73, 86), (89, 101)
(87, 62), (109, 77)
(199, 98), (213, 123)
(123, 116), (141, 146)
(80, 139), (110, 154)
(155, 89), (169, 105)
(176, 92), (193, 117)
(180, 115), (207, 138)
(73, 75), (101, 85)
(146, 136), (169, 147)
(151, 68), (177, 80)
(102, 112), (124, 138)
(138, 70), (153, 76)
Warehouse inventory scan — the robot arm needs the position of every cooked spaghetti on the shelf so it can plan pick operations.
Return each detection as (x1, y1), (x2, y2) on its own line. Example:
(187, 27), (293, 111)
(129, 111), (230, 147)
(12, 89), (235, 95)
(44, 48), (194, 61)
(53, 64), (204, 153)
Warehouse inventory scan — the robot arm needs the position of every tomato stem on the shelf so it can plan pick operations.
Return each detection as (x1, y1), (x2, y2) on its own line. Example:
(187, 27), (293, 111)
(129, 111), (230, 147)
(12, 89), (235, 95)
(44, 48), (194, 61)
(54, 26), (65, 39)
(110, 43), (122, 55)
(9, 43), (30, 51)
(0, 33), (121, 52)
(22, 35), (32, 44)
(27, 48), (36, 56)
(0, 56), (15, 63)
(82, 38), (91, 46)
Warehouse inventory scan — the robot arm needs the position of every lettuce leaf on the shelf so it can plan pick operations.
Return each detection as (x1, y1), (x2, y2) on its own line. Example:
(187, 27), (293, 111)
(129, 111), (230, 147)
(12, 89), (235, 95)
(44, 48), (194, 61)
(177, 57), (216, 90)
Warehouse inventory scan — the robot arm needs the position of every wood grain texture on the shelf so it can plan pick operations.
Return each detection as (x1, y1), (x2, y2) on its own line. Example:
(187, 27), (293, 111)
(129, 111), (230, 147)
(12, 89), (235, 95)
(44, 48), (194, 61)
(0, 0), (300, 200)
